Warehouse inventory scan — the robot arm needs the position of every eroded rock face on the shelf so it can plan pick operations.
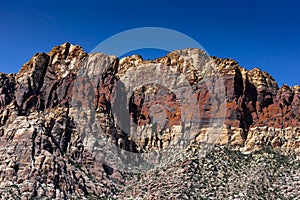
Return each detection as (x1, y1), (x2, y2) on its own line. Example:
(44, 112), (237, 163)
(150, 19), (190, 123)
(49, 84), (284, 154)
(242, 126), (300, 154)
(0, 43), (299, 199)
(0, 73), (15, 110)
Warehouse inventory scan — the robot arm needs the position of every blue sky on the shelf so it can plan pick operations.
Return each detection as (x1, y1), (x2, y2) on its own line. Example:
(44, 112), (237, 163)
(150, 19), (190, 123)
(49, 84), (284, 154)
(0, 0), (299, 86)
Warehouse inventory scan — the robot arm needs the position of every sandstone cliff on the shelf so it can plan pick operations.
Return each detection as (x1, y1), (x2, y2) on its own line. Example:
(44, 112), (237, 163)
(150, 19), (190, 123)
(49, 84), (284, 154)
(0, 43), (299, 199)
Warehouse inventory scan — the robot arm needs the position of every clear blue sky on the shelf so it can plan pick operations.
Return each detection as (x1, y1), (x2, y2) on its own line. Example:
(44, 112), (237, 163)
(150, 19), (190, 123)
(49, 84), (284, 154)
(0, 0), (299, 86)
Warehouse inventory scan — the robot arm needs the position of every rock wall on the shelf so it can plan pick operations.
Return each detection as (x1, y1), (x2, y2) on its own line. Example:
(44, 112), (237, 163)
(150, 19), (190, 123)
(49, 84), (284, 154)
(0, 43), (299, 199)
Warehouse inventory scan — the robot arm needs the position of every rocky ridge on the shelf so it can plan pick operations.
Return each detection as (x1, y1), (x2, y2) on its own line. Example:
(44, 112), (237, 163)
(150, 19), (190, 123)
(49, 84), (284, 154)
(0, 42), (299, 199)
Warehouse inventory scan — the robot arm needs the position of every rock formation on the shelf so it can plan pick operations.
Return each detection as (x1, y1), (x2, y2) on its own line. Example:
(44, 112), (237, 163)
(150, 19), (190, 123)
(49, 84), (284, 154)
(0, 43), (299, 199)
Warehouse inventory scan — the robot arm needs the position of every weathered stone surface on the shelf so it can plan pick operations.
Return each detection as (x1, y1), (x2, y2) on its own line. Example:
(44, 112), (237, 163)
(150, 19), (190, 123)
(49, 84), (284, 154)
(0, 43), (299, 199)
(242, 126), (300, 154)
(0, 73), (15, 109)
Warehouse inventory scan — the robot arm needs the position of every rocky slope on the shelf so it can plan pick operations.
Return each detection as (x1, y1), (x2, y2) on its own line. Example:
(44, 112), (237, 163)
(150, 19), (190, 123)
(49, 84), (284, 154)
(0, 43), (299, 199)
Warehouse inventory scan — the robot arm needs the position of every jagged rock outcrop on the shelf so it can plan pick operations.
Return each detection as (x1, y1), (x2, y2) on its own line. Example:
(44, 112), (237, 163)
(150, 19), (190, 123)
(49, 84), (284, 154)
(0, 43), (299, 199)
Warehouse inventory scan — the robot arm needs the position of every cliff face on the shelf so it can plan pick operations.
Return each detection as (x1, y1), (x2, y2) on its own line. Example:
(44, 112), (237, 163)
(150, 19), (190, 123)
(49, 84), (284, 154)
(211, 58), (300, 153)
(0, 43), (299, 199)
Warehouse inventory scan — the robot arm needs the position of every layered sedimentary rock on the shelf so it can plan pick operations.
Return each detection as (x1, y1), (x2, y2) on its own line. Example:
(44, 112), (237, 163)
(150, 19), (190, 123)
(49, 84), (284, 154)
(0, 43), (299, 199)
(210, 58), (300, 153)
